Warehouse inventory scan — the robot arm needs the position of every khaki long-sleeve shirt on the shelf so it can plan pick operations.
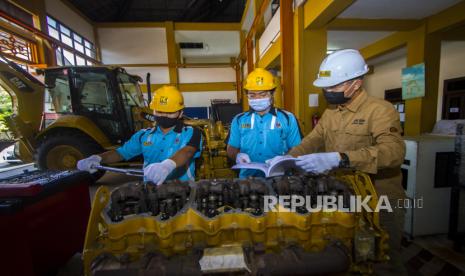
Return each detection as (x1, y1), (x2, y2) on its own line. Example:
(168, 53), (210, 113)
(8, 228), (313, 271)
(289, 89), (406, 197)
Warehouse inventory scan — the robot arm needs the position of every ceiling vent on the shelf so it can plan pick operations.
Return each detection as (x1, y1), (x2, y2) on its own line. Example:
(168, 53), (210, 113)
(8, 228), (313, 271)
(179, 42), (204, 49)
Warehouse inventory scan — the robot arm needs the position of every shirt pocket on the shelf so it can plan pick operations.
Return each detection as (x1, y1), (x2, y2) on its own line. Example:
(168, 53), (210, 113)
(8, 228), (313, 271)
(265, 128), (287, 155)
(240, 128), (255, 152)
(343, 124), (373, 150)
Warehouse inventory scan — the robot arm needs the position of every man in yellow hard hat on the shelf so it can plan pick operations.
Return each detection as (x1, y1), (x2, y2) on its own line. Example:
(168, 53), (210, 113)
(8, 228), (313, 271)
(77, 85), (202, 184)
(226, 68), (302, 178)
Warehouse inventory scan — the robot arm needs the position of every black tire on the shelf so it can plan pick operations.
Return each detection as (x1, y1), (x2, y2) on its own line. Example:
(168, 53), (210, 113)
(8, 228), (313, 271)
(36, 131), (105, 181)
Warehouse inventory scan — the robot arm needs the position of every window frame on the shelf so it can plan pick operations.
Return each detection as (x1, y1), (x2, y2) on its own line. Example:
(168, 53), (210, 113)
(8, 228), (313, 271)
(46, 15), (97, 66)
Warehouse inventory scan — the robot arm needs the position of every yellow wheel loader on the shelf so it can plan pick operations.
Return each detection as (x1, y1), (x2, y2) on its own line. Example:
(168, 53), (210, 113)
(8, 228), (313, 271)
(0, 57), (153, 177)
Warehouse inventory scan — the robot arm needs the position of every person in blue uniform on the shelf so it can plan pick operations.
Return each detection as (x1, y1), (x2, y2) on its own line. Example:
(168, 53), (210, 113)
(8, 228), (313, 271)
(227, 68), (302, 178)
(77, 85), (202, 185)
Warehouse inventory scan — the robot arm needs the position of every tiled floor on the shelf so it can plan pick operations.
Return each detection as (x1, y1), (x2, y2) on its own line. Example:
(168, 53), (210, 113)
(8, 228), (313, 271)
(402, 235), (465, 276)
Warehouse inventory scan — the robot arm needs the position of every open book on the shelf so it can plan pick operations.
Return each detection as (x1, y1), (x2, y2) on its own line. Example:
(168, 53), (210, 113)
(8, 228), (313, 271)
(232, 155), (303, 177)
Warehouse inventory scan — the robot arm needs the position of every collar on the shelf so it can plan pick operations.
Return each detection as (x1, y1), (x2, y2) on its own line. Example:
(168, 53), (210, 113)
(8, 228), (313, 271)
(343, 89), (368, 113)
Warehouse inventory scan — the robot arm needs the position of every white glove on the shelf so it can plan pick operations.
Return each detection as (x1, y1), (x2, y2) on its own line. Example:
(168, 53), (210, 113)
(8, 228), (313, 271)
(144, 159), (177, 185)
(295, 152), (341, 174)
(265, 155), (292, 165)
(236, 153), (251, 164)
(76, 155), (102, 173)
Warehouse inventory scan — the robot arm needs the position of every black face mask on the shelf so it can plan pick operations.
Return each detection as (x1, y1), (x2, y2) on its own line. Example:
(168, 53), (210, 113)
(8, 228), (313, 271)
(323, 90), (351, 105)
(155, 116), (178, 128)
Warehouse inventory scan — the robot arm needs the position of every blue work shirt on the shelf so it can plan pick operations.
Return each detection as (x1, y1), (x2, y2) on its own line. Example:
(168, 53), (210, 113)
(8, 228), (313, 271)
(116, 121), (202, 182)
(228, 107), (302, 178)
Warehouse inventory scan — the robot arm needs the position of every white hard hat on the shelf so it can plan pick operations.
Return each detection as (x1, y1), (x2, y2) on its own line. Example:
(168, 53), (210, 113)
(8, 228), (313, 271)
(313, 49), (369, 88)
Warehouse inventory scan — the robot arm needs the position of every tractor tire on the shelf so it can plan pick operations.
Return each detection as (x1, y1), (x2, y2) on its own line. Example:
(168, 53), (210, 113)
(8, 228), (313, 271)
(36, 132), (105, 181)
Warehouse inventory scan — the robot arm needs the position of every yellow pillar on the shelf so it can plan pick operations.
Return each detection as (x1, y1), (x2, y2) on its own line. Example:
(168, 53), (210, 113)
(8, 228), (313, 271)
(273, 77), (283, 108)
(165, 21), (179, 86)
(404, 25), (441, 136)
(280, 0), (295, 113)
(294, 6), (327, 134)
(243, 39), (254, 111)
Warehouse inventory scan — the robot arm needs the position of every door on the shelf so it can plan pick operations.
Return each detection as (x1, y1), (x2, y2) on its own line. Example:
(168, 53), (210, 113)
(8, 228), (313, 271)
(116, 71), (147, 134)
(71, 68), (126, 143)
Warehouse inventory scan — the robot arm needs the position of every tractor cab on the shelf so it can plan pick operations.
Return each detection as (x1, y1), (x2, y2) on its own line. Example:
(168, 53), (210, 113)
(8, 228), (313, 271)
(42, 66), (150, 144)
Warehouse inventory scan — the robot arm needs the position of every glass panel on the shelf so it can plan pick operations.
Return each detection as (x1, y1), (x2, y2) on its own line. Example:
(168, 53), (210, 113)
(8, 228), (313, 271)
(44, 69), (72, 113)
(55, 47), (63, 66)
(61, 34), (73, 46)
(46, 16), (56, 28)
(73, 33), (83, 43)
(48, 27), (59, 40)
(117, 72), (144, 107)
(85, 47), (96, 58)
(75, 55), (85, 65)
(86, 60), (93, 66)
(59, 24), (70, 36)
(76, 71), (113, 115)
(63, 49), (75, 65)
(84, 40), (91, 48)
(75, 42), (84, 53)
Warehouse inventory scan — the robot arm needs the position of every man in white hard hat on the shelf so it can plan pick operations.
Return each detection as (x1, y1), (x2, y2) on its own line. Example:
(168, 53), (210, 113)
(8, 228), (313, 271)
(289, 49), (406, 274)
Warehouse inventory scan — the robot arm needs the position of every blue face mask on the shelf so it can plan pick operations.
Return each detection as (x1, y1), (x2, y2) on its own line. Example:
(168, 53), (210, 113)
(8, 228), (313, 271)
(249, 97), (271, 111)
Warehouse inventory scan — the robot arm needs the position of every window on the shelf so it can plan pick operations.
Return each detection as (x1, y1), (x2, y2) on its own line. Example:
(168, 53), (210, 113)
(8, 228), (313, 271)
(46, 15), (96, 66)
(117, 73), (145, 108)
(44, 69), (72, 113)
(76, 71), (113, 115)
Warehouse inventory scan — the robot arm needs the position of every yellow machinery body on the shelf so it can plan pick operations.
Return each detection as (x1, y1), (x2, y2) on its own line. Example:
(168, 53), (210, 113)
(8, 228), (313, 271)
(83, 172), (388, 275)
(185, 118), (236, 179)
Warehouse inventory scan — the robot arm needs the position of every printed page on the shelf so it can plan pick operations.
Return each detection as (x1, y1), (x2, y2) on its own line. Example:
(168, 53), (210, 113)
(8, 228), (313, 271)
(268, 156), (302, 177)
(231, 162), (270, 175)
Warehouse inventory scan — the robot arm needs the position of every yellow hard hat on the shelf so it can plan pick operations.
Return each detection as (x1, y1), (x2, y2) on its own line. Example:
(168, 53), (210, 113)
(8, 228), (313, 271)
(150, 85), (184, 112)
(243, 68), (277, 91)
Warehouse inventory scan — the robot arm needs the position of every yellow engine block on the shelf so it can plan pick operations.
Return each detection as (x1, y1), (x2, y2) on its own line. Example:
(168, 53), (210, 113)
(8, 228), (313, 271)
(83, 172), (388, 275)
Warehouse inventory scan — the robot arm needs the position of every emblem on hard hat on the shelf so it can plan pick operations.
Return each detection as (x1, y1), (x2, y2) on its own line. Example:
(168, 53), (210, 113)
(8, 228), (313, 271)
(319, 70), (331, 77)
(255, 76), (264, 85)
(160, 96), (168, 105)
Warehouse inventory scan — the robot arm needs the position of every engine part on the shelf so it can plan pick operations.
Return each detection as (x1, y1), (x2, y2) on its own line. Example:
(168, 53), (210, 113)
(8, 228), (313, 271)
(83, 171), (389, 276)
(271, 175), (354, 213)
(195, 178), (269, 217)
(107, 180), (190, 222)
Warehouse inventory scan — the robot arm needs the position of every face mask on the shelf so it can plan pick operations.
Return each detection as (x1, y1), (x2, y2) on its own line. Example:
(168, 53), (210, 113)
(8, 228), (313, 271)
(323, 81), (356, 105)
(249, 97), (271, 111)
(323, 91), (351, 105)
(155, 115), (178, 128)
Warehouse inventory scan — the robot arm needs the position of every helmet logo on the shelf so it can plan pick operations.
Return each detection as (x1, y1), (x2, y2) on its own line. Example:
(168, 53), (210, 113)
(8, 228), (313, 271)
(255, 76), (264, 86)
(319, 70), (331, 77)
(159, 96), (168, 105)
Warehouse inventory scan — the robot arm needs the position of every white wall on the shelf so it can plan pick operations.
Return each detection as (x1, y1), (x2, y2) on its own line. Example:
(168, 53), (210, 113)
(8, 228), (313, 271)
(45, 0), (94, 43)
(179, 67), (236, 83)
(98, 28), (168, 64)
(97, 26), (239, 107)
(437, 41), (465, 121)
(125, 67), (170, 85)
(175, 30), (240, 59)
(259, 7), (280, 58)
(364, 56), (406, 99)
